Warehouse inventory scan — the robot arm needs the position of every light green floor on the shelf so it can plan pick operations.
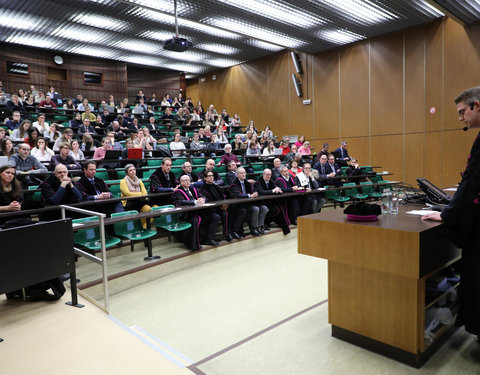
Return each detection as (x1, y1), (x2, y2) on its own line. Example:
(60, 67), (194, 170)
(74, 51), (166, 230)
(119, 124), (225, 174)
(107, 232), (480, 375)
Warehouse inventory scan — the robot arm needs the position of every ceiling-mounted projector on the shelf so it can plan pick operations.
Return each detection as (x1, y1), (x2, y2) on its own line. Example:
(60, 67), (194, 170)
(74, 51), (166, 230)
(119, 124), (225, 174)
(163, 37), (193, 52)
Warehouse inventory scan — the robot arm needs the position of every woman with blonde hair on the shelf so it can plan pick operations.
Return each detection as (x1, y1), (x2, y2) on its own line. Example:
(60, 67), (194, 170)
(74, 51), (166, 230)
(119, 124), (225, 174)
(120, 164), (155, 228)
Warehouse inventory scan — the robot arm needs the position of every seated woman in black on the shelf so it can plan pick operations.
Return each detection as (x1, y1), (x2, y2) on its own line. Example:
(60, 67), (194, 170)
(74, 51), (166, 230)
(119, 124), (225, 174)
(0, 165), (23, 224)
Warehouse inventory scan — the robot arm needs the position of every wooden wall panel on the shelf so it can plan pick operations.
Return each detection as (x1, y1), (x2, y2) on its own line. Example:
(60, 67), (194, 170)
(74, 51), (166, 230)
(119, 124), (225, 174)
(348, 136), (370, 167)
(405, 133), (424, 186)
(127, 66), (181, 104)
(248, 58), (269, 128)
(424, 20), (443, 132)
(404, 27), (425, 134)
(186, 79), (199, 103)
(267, 52), (290, 136)
(289, 52), (314, 140)
(443, 18), (480, 129)
(0, 43), (128, 103)
(340, 42), (369, 139)
(312, 49), (339, 141)
(371, 33), (404, 136)
(371, 134), (403, 182)
(230, 64), (250, 126)
(424, 131), (443, 185)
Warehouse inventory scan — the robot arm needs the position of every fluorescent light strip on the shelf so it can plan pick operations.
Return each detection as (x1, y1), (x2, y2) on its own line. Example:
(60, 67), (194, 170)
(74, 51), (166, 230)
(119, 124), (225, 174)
(247, 39), (283, 51)
(125, 0), (177, 13)
(121, 55), (166, 66)
(70, 13), (128, 31)
(207, 18), (304, 48)
(207, 58), (242, 68)
(51, 26), (107, 44)
(68, 46), (117, 59)
(417, 1), (445, 16)
(160, 50), (206, 63)
(6, 34), (58, 49)
(317, 29), (365, 44)
(181, 19), (241, 39)
(127, 8), (176, 24)
(0, 9), (43, 31)
(318, 0), (398, 25)
(110, 39), (162, 54)
(196, 43), (240, 55)
(142, 31), (175, 41)
(215, 0), (324, 28)
(167, 64), (205, 74)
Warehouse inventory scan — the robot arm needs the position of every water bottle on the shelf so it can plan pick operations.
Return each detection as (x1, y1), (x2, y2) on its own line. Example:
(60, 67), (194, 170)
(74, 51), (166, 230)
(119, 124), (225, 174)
(381, 189), (392, 214)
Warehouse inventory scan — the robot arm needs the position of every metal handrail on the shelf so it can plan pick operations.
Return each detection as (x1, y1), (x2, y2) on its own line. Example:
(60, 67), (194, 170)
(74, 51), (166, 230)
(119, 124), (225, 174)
(60, 205), (110, 313)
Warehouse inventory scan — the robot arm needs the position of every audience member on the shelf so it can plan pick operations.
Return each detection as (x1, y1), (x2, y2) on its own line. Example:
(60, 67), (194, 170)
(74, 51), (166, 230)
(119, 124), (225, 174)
(68, 139), (84, 161)
(6, 94), (25, 112)
(0, 139), (15, 159)
(334, 141), (351, 165)
(8, 143), (48, 186)
(39, 164), (81, 205)
(0, 165), (23, 218)
(5, 111), (22, 130)
(200, 170), (240, 242)
(75, 161), (123, 214)
(294, 163), (325, 213)
(230, 167), (268, 236)
(50, 143), (81, 171)
(149, 158), (178, 193)
(31, 137), (54, 162)
(53, 128), (74, 151)
(10, 120), (32, 141)
(38, 95), (57, 109)
(275, 166), (301, 225)
(254, 169), (290, 235)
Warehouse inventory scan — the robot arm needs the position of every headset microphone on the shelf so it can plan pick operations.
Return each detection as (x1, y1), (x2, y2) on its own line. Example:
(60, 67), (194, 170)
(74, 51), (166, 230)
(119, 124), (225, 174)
(464, 126), (469, 131)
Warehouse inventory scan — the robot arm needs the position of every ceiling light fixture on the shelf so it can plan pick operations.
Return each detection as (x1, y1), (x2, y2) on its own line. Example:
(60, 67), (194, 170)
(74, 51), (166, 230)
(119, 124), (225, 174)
(318, 0), (398, 25)
(207, 18), (304, 48)
(215, 0), (324, 28)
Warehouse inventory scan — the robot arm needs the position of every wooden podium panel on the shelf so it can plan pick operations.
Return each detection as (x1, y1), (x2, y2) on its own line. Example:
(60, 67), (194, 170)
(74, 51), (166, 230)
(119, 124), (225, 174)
(298, 205), (461, 367)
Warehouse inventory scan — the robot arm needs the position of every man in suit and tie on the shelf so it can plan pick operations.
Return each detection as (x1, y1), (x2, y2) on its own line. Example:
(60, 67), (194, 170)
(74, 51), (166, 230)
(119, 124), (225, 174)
(334, 141), (351, 166)
(327, 154), (343, 187)
(230, 167), (268, 236)
(75, 161), (123, 214)
(271, 158), (283, 181)
(225, 160), (238, 186)
(254, 169), (290, 235)
(146, 116), (158, 132)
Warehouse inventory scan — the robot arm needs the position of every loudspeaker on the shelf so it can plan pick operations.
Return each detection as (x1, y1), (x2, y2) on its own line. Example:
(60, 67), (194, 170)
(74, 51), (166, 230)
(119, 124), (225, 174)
(291, 74), (302, 97)
(290, 51), (303, 75)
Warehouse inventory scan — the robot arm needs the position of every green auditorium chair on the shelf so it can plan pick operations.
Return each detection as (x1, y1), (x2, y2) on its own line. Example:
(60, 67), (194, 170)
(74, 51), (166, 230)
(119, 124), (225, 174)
(72, 217), (121, 252)
(343, 182), (369, 201)
(359, 181), (382, 199)
(111, 211), (157, 253)
(152, 205), (191, 242)
(325, 185), (350, 208)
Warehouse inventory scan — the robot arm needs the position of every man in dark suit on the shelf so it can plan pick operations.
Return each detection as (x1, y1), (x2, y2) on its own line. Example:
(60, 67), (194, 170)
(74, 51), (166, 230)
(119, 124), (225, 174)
(197, 158), (223, 185)
(313, 154), (330, 186)
(146, 116), (159, 132)
(172, 175), (220, 248)
(423, 86), (480, 340)
(231, 167), (268, 236)
(78, 118), (97, 136)
(254, 169), (290, 235)
(271, 158), (283, 182)
(75, 160), (123, 214)
(326, 154), (343, 187)
(149, 158), (178, 193)
(200, 170), (244, 242)
(225, 160), (238, 186)
(334, 141), (351, 166)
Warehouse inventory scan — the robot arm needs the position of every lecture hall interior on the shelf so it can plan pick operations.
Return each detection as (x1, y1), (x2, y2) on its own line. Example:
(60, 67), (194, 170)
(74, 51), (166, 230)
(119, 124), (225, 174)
(1, 1), (480, 374)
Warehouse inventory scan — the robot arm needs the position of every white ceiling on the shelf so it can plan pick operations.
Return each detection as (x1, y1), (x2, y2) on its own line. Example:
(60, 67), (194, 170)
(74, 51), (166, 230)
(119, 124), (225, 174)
(0, 0), (478, 76)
